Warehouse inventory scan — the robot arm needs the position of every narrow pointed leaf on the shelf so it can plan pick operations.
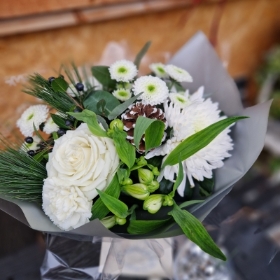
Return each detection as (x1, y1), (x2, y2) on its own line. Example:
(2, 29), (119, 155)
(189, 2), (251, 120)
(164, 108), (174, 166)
(107, 93), (143, 120)
(91, 174), (120, 220)
(169, 204), (226, 261)
(128, 219), (171, 235)
(179, 200), (204, 209)
(134, 116), (165, 151)
(170, 161), (183, 197)
(162, 116), (248, 168)
(134, 41), (152, 69)
(68, 109), (108, 137)
(96, 189), (128, 219)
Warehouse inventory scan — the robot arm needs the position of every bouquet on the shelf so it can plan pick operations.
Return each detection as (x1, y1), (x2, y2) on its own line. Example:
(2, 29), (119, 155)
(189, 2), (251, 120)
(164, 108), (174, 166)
(0, 33), (271, 262)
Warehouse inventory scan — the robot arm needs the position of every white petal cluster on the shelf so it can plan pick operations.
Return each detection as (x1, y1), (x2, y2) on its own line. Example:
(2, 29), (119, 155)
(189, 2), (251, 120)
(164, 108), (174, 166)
(133, 75), (169, 105)
(165, 64), (193, 83)
(42, 178), (92, 231)
(146, 87), (233, 195)
(112, 88), (132, 101)
(43, 123), (119, 230)
(43, 116), (59, 134)
(17, 105), (49, 137)
(109, 60), (138, 82)
(149, 63), (169, 79)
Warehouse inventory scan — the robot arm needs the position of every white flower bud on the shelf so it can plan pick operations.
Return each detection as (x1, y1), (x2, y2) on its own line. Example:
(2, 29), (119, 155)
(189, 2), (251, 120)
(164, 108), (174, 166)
(143, 194), (164, 214)
(138, 168), (154, 184)
(122, 184), (150, 200)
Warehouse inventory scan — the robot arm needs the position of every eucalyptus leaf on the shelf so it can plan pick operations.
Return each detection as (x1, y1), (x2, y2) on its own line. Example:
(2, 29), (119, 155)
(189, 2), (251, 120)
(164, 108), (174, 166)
(51, 77), (68, 92)
(50, 114), (69, 129)
(134, 116), (165, 151)
(91, 66), (116, 89)
(169, 204), (226, 261)
(107, 93), (142, 120)
(112, 129), (135, 169)
(83, 90), (120, 117)
(91, 174), (120, 220)
(68, 109), (108, 137)
(134, 41), (152, 69)
(127, 219), (171, 235)
(163, 116), (248, 168)
(96, 189), (128, 219)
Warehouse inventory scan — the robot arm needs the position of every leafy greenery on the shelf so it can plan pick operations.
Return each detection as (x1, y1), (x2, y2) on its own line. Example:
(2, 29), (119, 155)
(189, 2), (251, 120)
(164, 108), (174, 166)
(68, 110), (108, 137)
(163, 116), (248, 168)
(134, 41), (152, 69)
(169, 203), (226, 261)
(91, 174), (121, 220)
(128, 219), (171, 235)
(91, 66), (116, 90)
(134, 116), (165, 151)
(24, 74), (78, 114)
(83, 90), (120, 117)
(0, 140), (46, 201)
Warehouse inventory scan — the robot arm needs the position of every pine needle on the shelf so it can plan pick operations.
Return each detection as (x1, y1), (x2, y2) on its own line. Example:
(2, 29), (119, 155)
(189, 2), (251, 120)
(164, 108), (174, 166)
(0, 139), (46, 202)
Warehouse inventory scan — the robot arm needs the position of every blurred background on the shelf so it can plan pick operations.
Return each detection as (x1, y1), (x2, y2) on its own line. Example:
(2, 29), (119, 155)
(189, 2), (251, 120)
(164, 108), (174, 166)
(0, 0), (280, 279)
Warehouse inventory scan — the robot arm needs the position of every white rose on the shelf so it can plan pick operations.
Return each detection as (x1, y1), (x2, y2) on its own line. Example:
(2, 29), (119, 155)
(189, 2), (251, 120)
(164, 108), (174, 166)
(42, 178), (92, 230)
(47, 123), (119, 200)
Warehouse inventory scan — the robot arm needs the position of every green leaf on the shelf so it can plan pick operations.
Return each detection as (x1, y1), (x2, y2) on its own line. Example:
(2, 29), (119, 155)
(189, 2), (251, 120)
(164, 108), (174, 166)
(163, 116), (248, 168)
(33, 149), (48, 163)
(83, 90), (120, 117)
(91, 174), (120, 220)
(107, 93), (142, 120)
(96, 189), (128, 219)
(117, 168), (129, 184)
(179, 200), (204, 209)
(96, 115), (109, 130)
(169, 204), (226, 261)
(91, 66), (116, 89)
(159, 178), (174, 194)
(51, 77), (69, 92)
(112, 129), (135, 169)
(68, 109), (108, 137)
(127, 219), (171, 235)
(170, 161), (183, 197)
(134, 41), (152, 69)
(134, 116), (165, 151)
(50, 114), (69, 129)
(145, 120), (165, 152)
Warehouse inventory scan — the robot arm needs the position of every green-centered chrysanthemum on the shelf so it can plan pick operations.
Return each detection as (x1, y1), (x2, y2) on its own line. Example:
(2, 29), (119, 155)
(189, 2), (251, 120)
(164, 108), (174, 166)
(112, 88), (132, 101)
(109, 60), (138, 82)
(149, 63), (169, 78)
(133, 75), (169, 105)
(165, 64), (193, 82)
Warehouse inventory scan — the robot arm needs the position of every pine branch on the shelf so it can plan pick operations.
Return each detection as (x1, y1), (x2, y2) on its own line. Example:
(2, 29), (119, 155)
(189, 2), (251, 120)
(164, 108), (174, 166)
(0, 139), (46, 202)
(23, 74), (77, 114)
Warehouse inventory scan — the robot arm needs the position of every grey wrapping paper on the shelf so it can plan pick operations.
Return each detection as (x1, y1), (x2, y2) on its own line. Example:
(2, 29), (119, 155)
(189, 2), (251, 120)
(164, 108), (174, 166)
(0, 32), (271, 240)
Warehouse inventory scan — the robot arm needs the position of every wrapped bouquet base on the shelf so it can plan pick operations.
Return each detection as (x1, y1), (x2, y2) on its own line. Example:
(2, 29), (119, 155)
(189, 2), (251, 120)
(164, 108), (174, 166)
(0, 33), (271, 264)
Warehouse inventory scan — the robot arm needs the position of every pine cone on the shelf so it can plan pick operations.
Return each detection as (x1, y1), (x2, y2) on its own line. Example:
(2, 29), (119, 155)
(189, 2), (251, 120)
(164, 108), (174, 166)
(121, 102), (166, 152)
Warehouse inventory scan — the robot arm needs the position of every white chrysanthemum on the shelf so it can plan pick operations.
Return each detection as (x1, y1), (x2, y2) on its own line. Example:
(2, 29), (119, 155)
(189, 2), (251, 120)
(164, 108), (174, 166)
(133, 76), (169, 105)
(17, 105), (49, 137)
(112, 88), (132, 101)
(165, 64), (193, 83)
(44, 116), (59, 134)
(169, 86), (205, 109)
(109, 60), (138, 82)
(21, 135), (41, 151)
(42, 177), (92, 231)
(149, 63), (169, 78)
(146, 92), (233, 196)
